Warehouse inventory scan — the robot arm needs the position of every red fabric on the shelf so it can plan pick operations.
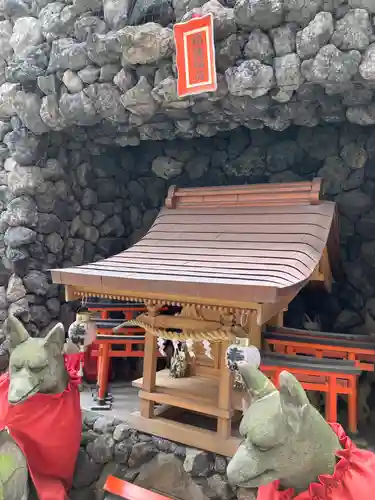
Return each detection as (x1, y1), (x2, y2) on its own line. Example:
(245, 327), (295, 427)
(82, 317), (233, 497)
(0, 354), (82, 500)
(257, 423), (375, 500)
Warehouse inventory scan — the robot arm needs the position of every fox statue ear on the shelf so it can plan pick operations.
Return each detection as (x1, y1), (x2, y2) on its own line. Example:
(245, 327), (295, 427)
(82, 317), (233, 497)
(43, 323), (66, 352)
(237, 363), (276, 400)
(279, 370), (309, 432)
(7, 315), (30, 350)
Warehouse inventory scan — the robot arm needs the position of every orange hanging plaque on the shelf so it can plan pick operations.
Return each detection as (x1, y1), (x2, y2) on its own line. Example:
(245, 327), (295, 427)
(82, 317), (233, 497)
(174, 13), (217, 98)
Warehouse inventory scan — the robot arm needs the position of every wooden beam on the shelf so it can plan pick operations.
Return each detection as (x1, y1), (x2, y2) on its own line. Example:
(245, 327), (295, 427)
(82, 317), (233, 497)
(309, 248), (332, 291)
(258, 294), (296, 326)
(61, 285), (265, 311)
(135, 313), (226, 331)
(217, 341), (234, 438)
(140, 306), (159, 418)
(249, 310), (262, 348)
(321, 247), (333, 292)
(128, 412), (241, 457)
(267, 311), (284, 328)
(65, 285), (75, 302)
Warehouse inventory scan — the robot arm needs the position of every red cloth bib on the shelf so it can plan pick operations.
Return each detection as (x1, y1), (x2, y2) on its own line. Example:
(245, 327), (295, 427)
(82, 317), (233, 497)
(257, 423), (375, 500)
(0, 354), (82, 500)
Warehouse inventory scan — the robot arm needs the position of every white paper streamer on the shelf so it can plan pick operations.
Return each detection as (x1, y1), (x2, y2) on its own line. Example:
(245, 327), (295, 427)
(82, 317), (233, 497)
(157, 337), (167, 356)
(185, 339), (195, 357)
(202, 340), (212, 359)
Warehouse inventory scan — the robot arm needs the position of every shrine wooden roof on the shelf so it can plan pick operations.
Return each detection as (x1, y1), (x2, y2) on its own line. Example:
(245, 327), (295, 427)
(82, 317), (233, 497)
(51, 178), (340, 309)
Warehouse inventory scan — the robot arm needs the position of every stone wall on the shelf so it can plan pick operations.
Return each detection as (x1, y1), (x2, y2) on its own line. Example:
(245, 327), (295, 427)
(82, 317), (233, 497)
(0, 0), (374, 340)
(1, 122), (375, 340)
(0, 134), (131, 339)
(73, 411), (243, 500)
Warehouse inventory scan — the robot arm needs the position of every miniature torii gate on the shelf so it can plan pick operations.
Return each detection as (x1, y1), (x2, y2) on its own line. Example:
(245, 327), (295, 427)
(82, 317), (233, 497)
(51, 179), (339, 456)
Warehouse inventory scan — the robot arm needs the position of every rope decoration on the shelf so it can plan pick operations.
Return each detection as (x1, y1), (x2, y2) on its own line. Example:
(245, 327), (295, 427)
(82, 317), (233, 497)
(127, 319), (235, 341)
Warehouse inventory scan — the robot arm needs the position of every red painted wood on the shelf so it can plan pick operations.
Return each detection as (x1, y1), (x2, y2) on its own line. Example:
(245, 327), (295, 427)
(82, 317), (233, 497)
(104, 476), (172, 500)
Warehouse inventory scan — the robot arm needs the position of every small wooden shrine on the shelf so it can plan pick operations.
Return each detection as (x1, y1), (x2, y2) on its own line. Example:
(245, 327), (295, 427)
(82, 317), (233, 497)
(51, 178), (340, 456)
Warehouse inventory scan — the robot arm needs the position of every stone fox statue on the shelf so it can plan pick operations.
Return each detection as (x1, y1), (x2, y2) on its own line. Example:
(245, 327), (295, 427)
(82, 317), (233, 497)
(0, 315), (82, 500)
(227, 363), (375, 500)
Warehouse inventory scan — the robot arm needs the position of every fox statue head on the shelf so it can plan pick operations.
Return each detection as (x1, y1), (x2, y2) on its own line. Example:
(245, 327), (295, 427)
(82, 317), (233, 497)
(6, 315), (68, 405)
(226, 363), (341, 493)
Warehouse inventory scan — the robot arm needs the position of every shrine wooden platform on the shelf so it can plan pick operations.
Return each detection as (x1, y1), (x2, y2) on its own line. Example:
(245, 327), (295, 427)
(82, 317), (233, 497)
(131, 368), (245, 456)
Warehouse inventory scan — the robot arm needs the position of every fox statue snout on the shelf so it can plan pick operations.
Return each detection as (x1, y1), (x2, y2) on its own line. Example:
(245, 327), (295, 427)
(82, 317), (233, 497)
(8, 368), (41, 405)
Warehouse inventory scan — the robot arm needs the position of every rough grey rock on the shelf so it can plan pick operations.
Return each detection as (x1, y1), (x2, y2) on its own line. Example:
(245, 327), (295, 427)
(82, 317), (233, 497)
(13, 91), (49, 135)
(39, 2), (81, 42)
(74, 14), (107, 42)
(244, 29), (274, 64)
(4, 226), (37, 247)
(36, 213), (61, 234)
(84, 83), (128, 122)
(113, 68), (135, 92)
(5, 43), (49, 83)
(234, 0), (283, 30)
(274, 53), (301, 100)
(118, 23), (173, 65)
(3, 128), (40, 165)
(7, 164), (44, 197)
(4, 0), (31, 19)
(99, 64), (120, 82)
(296, 12), (334, 59)
(184, 448), (212, 477)
(78, 66), (100, 84)
(284, 0), (323, 25)
(183, 0), (236, 41)
(40, 94), (68, 130)
(10, 16), (43, 56)
(318, 156), (349, 195)
(359, 44), (375, 80)
(47, 38), (89, 72)
(331, 8), (372, 51)
(30, 304), (51, 328)
(62, 70), (84, 93)
(303, 45), (361, 83)
(215, 34), (245, 72)
(1, 196), (38, 228)
(8, 297), (29, 321)
(0, 83), (19, 118)
(349, 0), (375, 14)
(347, 104), (375, 125)
(87, 31), (121, 66)
(226, 60), (274, 98)
(59, 91), (98, 126)
(172, 0), (206, 21)
(120, 76), (158, 118)
(128, 0), (174, 26)
(45, 232), (64, 253)
(23, 270), (49, 295)
(0, 20), (13, 62)
(152, 156), (183, 179)
(269, 24), (297, 56)
(340, 142), (367, 169)
(37, 75), (57, 95)
(87, 435), (115, 463)
(6, 274), (26, 302)
(103, 0), (132, 29)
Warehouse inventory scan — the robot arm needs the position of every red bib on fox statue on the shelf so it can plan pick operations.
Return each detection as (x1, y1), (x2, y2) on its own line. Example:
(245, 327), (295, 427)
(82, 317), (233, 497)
(0, 354), (81, 500)
(257, 423), (375, 500)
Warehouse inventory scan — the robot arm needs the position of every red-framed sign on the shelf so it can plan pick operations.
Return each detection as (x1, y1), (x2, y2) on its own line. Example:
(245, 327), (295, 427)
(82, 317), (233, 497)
(174, 13), (217, 98)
